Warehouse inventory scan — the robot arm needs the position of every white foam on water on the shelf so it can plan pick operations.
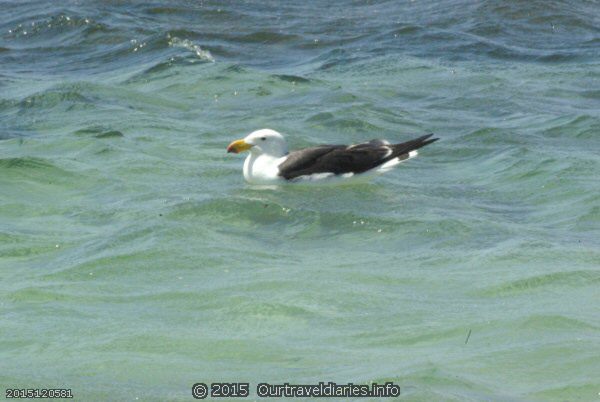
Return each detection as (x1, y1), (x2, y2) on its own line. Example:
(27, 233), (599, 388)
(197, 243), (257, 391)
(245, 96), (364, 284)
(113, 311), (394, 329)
(168, 35), (215, 62)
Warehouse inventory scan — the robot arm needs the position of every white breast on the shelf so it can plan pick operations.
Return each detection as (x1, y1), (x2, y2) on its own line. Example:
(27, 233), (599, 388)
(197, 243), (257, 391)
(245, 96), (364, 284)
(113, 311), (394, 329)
(243, 153), (285, 184)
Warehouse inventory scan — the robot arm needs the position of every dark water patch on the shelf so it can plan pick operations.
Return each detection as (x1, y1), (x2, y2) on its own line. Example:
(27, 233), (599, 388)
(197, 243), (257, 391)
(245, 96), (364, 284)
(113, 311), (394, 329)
(465, 1), (600, 64)
(162, 29), (205, 41)
(575, 205), (600, 231)
(350, 2), (600, 64)
(305, 112), (382, 133)
(223, 64), (247, 74)
(535, 52), (580, 63)
(94, 130), (123, 139)
(461, 127), (526, 146)
(132, 56), (189, 78)
(225, 299), (319, 322)
(74, 127), (123, 139)
(305, 112), (335, 123)
(365, 25), (424, 53)
(18, 87), (93, 111)
(162, 29), (299, 49)
(0, 132), (30, 141)
(6, 289), (226, 306)
(168, 196), (399, 240)
(541, 115), (598, 139)
(390, 24), (422, 36)
(272, 74), (311, 84)
(397, 367), (486, 397)
(0, 157), (84, 188)
(145, 6), (187, 15)
(477, 270), (600, 297)
(249, 86), (272, 97)
(452, 35), (571, 63)
(80, 35), (172, 71)
(580, 89), (600, 100)
(8, 287), (74, 303)
(520, 315), (599, 331)
(363, 326), (466, 348)
(2, 0), (599, 79)
(5, 14), (88, 37)
(0, 157), (57, 170)
(94, 147), (113, 156)
(169, 197), (294, 226)
(4, 23), (214, 77)
(168, 198), (312, 234)
(0, 233), (63, 259)
(471, 0), (600, 35)
(140, 3), (244, 22)
(237, 31), (301, 44)
(315, 50), (368, 71)
(4, 14), (111, 47)
(532, 383), (600, 402)
(493, 155), (565, 186)
(42, 246), (164, 282)
(31, 81), (188, 113)
(124, 34), (216, 82)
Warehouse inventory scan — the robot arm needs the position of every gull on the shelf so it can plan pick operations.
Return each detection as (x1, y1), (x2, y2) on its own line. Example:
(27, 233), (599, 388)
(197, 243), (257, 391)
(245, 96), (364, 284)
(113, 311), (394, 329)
(227, 129), (438, 184)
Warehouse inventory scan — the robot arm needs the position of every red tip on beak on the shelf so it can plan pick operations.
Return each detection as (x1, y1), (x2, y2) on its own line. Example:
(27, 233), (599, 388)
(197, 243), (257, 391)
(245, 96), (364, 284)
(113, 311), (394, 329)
(226, 139), (252, 154)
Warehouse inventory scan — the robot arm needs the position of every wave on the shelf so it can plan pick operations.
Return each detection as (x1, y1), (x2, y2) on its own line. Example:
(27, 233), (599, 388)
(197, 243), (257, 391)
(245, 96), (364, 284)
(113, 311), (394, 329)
(74, 127), (124, 138)
(477, 270), (600, 296)
(0, 156), (58, 170)
(167, 35), (214, 62)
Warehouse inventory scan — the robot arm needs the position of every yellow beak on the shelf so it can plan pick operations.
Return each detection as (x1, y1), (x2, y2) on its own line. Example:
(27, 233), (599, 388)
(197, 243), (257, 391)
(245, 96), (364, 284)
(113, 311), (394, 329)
(227, 139), (253, 154)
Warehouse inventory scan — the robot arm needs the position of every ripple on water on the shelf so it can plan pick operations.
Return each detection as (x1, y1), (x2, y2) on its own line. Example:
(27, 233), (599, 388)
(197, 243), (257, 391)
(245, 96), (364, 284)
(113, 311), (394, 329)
(305, 112), (383, 133)
(0, 157), (86, 189)
(476, 270), (600, 297)
(73, 126), (124, 138)
(18, 89), (92, 111)
(541, 114), (598, 139)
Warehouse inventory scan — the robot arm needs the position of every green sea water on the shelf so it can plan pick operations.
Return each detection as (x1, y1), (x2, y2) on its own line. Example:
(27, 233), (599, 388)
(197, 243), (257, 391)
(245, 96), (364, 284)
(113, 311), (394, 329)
(1, 1), (599, 401)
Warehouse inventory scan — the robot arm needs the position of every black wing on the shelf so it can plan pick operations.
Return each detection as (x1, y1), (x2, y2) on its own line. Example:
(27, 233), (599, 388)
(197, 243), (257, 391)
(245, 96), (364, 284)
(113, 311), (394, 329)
(278, 135), (438, 181)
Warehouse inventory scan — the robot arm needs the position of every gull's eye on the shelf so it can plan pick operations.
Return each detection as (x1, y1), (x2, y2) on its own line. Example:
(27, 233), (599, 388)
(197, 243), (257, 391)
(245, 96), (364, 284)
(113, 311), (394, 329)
(261, 137), (266, 141)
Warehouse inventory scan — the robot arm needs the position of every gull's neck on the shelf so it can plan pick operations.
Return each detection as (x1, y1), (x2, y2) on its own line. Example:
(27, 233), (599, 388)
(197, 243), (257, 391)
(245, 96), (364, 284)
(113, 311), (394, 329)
(243, 148), (285, 183)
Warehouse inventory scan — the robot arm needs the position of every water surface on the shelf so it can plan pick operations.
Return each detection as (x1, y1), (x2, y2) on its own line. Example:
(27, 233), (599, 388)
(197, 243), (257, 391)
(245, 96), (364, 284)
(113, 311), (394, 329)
(1, 1), (599, 400)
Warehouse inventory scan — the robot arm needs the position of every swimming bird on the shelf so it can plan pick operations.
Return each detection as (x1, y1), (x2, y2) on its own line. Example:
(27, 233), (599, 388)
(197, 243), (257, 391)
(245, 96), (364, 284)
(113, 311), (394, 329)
(227, 129), (438, 184)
